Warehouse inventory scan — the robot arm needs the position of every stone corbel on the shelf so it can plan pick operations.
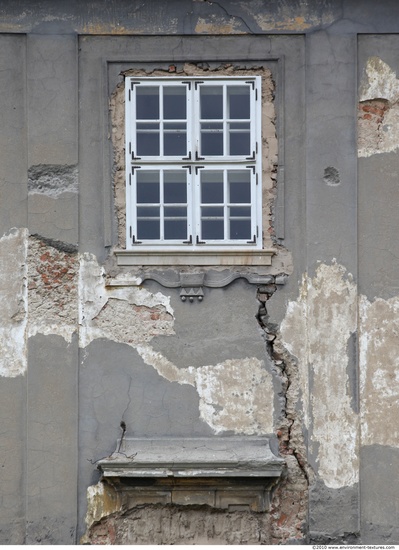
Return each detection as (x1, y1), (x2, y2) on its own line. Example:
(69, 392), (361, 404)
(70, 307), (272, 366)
(97, 436), (285, 512)
(106, 271), (287, 302)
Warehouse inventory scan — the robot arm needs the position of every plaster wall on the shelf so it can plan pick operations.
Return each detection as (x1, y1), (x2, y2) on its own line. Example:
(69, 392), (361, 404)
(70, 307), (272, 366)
(0, 0), (399, 545)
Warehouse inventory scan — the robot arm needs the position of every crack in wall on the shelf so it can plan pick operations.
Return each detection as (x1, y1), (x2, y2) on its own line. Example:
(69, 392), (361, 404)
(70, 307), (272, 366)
(255, 283), (309, 543)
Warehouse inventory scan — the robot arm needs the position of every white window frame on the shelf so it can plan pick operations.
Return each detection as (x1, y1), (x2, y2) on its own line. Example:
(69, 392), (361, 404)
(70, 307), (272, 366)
(125, 76), (262, 251)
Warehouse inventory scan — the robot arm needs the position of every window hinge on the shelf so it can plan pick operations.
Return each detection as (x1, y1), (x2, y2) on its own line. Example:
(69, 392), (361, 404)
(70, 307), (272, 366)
(195, 80), (204, 90)
(256, 173), (258, 185)
(247, 234), (257, 244)
(255, 88), (258, 101)
(256, 142), (258, 154)
(246, 151), (255, 160)
(246, 165), (256, 174)
(182, 165), (192, 174)
(129, 173), (131, 185)
(196, 235), (206, 245)
(131, 165), (141, 173)
(183, 235), (192, 244)
(132, 235), (142, 244)
(195, 151), (204, 161)
(195, 165), (205, 175)
(245, 80), (255, 90)
(129, 142), (131, 155)
(182, 151), (192, 161)
(132, 152), (141, 161)
(183, 81), (191, 90)
(257, 225), (259, 238)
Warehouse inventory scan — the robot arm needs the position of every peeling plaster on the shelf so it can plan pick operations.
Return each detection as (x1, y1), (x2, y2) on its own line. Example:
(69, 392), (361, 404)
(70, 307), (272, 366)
(78, 254), (174, 348)
(359, 295), (399, 448)
(136, 346), (274, 435)
(358, 57), (399, 157)
(81, 481), (123, 543)
(0, 228), (28, 377)
(28, 236), (78, 343)
(79, 255), (274, 435)
(280, 263), (358, 489)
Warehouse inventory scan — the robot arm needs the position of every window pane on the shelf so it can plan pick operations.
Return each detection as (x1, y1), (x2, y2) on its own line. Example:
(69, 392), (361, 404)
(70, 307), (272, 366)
(200, 86), (223, 119)
(164, 86), (186, 119)
(201, 206), (224, 217)
(164, 130), (187, 156)
(165, 220), (187, 240)
(229, 132), (250, 155)
(229, 206), (251, 217)
(136, 132), (159, 156)
(202, 219), (224, 240)
(136, 86), (159, 119)
(137, 171), (160, 203)
(201, 171), (224, 203)
(228, 86), (250, 119)
(230, 219), (251, 240)
(164, 171), (187, 203)
(164, 206), (187, 217)
(137, 206), (160, 217)
(201, 122), (223, 156)
(229, 171), (251, 203)
(137, 219), (160, 240)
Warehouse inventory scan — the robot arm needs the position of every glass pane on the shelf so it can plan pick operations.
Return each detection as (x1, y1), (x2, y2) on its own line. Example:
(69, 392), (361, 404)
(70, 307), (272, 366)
(229, 132), (250, 155)
(165, 220), (187, 240)
(230, 219), (251, 240)
(136, 86), (159, 119)
(137, 206), (160, 217)
(136, 132), (159, 156)
(201, 171), (224, 203)
(228, 86), (250, 119)
(137, 171), (160, 203)
(200, 86), (223, 119)
(164, 131), (187, 156)
(164, 86), (186, 119)
(137, 219), (160, 240)
(202, 219), (224, 240)
(229, 171), (251, 203)
(201, 128), (223, 156)
(164, 171), (187, 203)
(201, 206), (224, 217)
(164, 206), (187, 217)
(229, 207), (251, 217)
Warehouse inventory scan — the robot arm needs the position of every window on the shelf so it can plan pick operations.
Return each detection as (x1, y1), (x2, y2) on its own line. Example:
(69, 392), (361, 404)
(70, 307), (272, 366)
(125, 77), (262, 250)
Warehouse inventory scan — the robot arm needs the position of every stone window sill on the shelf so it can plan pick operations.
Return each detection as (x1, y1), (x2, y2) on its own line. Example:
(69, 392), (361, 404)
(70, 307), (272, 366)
(115, 249), (274, 267)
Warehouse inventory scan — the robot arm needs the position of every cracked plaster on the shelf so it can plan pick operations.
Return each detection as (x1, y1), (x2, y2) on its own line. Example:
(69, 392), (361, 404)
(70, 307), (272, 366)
(79, 254), (274, 435)
(280, 262), (358, 489)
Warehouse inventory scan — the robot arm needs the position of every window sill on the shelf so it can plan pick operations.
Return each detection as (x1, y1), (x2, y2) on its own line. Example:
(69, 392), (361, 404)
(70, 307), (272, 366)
(115, 249), (274, 266)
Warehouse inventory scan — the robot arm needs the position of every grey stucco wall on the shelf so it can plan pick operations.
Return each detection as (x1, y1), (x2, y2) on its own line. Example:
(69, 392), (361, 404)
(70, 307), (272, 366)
(1, 0), (399, 544)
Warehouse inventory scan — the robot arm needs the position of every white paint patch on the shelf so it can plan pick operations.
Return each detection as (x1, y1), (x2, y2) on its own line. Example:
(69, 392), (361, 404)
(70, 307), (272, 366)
(81, 481), (122, 542)
(359, 57), (399, 104)
(0, 228), (28, 377)
(137, 344), (274, 435)
(280, 263), (358, 489)
(359, 295), (399, 448)
(359, 57), (399, 157)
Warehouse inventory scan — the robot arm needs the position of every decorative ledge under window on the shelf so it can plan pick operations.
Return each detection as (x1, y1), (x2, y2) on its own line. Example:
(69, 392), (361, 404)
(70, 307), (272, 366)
(97, 437), (285, 512)
(114, 248), (274, 266)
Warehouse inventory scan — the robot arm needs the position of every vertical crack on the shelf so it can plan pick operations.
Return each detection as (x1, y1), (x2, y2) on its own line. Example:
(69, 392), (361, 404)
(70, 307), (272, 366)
(256, 283), (309, 479)
(256, 283), (309, 543)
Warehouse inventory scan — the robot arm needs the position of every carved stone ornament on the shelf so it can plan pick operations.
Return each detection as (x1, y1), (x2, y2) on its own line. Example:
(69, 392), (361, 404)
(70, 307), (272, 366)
(106, 271), (287, 302)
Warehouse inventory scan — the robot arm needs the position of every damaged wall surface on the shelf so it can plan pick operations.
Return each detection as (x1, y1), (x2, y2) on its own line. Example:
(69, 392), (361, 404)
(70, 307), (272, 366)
(1, 0), (399, 545)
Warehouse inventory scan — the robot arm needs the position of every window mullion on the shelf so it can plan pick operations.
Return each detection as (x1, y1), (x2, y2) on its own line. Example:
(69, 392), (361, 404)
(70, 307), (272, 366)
(224, 169), (228, 241)
(160, 169), (164, 241)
